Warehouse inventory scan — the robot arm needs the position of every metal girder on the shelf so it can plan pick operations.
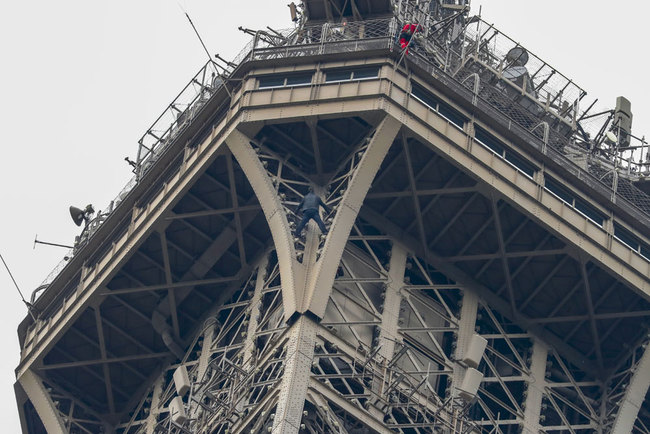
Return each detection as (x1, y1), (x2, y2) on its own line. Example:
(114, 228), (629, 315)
(166, 204), (261, 220)
(271, 315), (317, 433)
(308, 379), (393, 434)
(17, 122), (240, 381)
(359, 205), (600, 376)
(580, 260), (605, 371)
(18, 370), (67, 434)
(490, 195), (518, 317)
(242, 255), (269, 371)
(160, 231), (180, 340)
(39, 352), (170, 370)
(63, 324), (148, 381)
(226, 153), (248, 268)
(225, 129), (299, 316)
(307, 120), (324, 179)
(306, 115), (401, 317)
(522, 339), (548, 433)
(369, 242), (407, 419)
(93, 306), (115, 416)
(612, 342), (650, 433)
(403, 134), (429, 255)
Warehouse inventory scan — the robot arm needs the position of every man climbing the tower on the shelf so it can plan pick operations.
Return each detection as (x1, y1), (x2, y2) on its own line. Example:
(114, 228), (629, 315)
(295, 188), (330, 237)
(399, 23), (421, 54)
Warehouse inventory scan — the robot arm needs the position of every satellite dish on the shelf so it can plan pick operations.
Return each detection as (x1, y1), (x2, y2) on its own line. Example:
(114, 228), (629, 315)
(69, 206), (85, 226)
(506, 46), (529, 66)
(502, 66), (528, 80)
(605, 131), (618, 145)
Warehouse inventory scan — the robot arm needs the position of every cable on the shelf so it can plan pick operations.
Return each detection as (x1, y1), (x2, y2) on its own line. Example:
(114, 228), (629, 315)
(177, 3), (213, 64)
(0, 251), (36, 320)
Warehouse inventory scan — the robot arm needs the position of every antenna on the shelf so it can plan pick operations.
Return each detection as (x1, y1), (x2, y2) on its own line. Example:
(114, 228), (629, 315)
(33, 235), (74, 250)
(178, 4), (213, 63)
(0, 252), (36, 320)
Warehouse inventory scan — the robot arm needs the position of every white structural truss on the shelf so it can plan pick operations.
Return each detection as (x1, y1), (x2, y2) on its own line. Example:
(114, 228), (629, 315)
(14, 0), (650, 433)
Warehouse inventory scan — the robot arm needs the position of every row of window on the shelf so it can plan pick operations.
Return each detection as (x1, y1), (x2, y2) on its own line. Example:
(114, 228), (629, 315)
(474, 126), (609, 226)
(475, 125), (650, 260)
(474, 126), (537, 178)
(258, 70), (649, 260)
(411, 83), (467, 129)
(258, 66), (380, 89)
(614, 223), (650, 261)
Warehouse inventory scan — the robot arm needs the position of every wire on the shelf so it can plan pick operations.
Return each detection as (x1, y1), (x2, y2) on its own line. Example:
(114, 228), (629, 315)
(0, 251), (36, 319)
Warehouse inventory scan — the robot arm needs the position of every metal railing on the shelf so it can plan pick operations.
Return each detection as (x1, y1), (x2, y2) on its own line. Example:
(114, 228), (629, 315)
(135, 61), (222, 174)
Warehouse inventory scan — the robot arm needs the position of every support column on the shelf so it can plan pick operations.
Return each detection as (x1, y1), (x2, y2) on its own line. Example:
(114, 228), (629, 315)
(612, 342), (650, 434)
(377, 243), (408, 360)
(369, 242), (407, 418)
(522, 338), (548, 433)
(145, 378), (163, 434)
(242, 256), (269, 370)
(18, 370), (67, 434)
(272, 316), (317, 434)
(451, 289), (479, 398)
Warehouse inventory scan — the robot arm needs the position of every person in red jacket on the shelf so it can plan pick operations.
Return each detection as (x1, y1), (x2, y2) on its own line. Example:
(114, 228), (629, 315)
(399, 23), (421, 54)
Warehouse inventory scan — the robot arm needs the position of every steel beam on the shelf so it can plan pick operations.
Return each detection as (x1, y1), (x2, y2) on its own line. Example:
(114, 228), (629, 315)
(18, 370), (67, 434)
(271, 315), (317, 434)
(612, 342), (650, 434)
(522, 339), (548, 433)
(369, 242), (407, 418)
(225, 129), (299, 316)
(359, 205), (599, 376)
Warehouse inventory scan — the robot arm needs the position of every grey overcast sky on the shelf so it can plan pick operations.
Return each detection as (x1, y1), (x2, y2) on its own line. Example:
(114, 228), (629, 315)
(1, 1), (647, 430)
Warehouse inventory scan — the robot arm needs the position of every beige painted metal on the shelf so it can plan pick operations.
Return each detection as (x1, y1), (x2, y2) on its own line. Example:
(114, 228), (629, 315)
(241, 256), (269, 370)
(305, 115), (402, 317)
(271, 315), (317, 434)
(308, 379), (394, 434)
(144, 378), (163, 434)
(358, 205), (596, 374)
(522, 339), (549, 433)
(377, 243), (408, 361)
(369, 242), (407, 419)
(225, 130), (300, 315)
(18, 370), (67, 434)
(611, 343), (650, 434)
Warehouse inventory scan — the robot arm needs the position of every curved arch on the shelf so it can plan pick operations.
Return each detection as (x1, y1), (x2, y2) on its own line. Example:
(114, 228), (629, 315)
(612, 345), (650, 433)
(304, 115), (401, 317)
(225, 129), (300, 316)
(18, 370), (67, 434)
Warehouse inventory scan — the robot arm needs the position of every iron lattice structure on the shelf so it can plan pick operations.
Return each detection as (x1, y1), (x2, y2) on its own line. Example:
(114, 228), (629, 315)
(14, 1), (650, 433)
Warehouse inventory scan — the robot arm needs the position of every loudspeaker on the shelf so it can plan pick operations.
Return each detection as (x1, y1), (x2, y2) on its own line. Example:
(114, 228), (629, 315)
(69, 206), (85, 227)
(173, 365), (191, 396)
(462, 334), (487, 368)
(458, 367), (483, 401)
(169, 396), (187, 424)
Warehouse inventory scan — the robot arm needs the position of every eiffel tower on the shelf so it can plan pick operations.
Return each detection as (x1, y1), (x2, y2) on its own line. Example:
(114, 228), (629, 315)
(15, 1), (650, 432)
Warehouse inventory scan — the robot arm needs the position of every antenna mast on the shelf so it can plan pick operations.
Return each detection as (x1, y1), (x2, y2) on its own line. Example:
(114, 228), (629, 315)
(179, 4), (213, 63)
